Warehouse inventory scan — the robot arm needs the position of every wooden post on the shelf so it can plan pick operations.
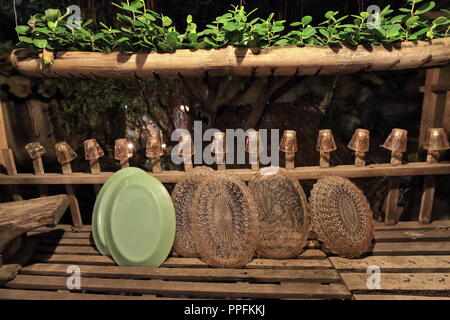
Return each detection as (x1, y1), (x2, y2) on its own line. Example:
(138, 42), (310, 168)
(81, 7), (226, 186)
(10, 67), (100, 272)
(59, 161), (83, 230)
(151, 158), (162, 173)
(0, 100), (7, 171)
(216, 153), (226, 171)
(354, 152), (366, 167)
(319, 152), (330, 168)
(1, 149), (22, 201)
(249, 153), (259, 171)
(418, 151), (440, 224)
(385, 151), (403, 225)
(183, 156), (193, 172)
(284, 152), (294, 169)
(418, 67), (450, 152)
(25, 143), (48, 197)
(89, 159), (102, 195)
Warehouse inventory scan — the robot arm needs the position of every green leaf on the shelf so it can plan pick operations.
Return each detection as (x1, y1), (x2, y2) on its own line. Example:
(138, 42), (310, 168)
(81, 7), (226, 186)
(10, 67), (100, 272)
(162, 16), (172, 27)
(302, 26), (316, 38)
(18, 36), (33, 43)
(433, 16), (448, 25)
(16, 25), (31, 35)
(325, 11), (336, 20)
(187, 14), (193, 24)
(399, 8), (411, 13)
(301, 16), (313, 25)
(222, 22), (236, 32)
(390, 14), (407, 23)
(415, 1), (435, 15)
(166, 32), (178, 48)
(44, 9), (61, 22)
(290, 22), (301, 27)
(406, 16), (420, 27)
(33, 38), (48, 48)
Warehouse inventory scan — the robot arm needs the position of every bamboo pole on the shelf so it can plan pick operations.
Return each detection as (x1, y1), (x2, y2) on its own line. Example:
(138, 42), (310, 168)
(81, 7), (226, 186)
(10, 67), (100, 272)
(10, 38), (450, 79)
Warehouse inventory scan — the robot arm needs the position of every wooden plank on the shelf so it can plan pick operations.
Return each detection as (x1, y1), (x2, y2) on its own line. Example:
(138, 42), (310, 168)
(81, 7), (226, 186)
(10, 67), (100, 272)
(367, 241), (450, 255)
(354, 294), (450, 300)
(0, 162), (449, 184)
(0, 288), (183, 300)
(30, 224), (92, 233)
(341, 272), (450, 291)
(10, 39), (450, 79)
(374, 220), (450, 231)
(31, 254), (116, 266)
(385, 177), (400, 225)
(6, 275), (351, 299)
(30, 252), (329, 268)
(0, 195), (68, 251)
(163, 257), (333, 269)
(375, 229), (450, 242)
(331, 256), (450, 272)
(36, 245), (100, 255)
(21, 263), (341, 283)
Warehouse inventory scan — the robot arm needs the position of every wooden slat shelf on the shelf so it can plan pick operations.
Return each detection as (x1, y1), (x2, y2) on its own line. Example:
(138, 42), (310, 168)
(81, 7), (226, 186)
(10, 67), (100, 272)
(1, 221), (449, 300)
(1, 162), (449, 185)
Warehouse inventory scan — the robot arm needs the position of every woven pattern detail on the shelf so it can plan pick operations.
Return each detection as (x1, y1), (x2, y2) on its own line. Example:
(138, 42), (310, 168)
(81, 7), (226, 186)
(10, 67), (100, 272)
(192, 172), (260, 268)
(172, 166), (214, 258)
(249, 167), (310, 259)
(309, 175), (374, 258)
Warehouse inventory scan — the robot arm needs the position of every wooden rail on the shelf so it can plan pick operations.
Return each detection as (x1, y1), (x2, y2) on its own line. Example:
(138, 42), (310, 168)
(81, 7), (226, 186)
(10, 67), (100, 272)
(10, 38), (450, 79)
(0, 162), (449, 184)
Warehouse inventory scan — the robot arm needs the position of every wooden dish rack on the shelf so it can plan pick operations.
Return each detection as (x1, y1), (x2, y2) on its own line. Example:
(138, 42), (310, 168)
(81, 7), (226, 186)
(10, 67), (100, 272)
(0, 46), (450, 299)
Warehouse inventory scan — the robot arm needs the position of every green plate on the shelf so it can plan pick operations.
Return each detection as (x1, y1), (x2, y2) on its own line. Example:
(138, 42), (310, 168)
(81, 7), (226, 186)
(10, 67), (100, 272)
(92, 167), (143, 257)
(104, 170), (176, 267)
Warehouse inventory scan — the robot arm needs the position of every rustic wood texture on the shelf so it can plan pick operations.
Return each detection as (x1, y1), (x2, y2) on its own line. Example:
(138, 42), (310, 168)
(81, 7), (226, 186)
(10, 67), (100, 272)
(10, 39), (450, 79)
(419, 67), (450, 150)
(59, 162), (83, 230)
(0, 162), (449, 185)
(1, 221), (449, 299)
(1, 149), (22, 201)
(0, 101), (7, 170)
(330, 221), (450, 299)
(0, 195), (68, 252)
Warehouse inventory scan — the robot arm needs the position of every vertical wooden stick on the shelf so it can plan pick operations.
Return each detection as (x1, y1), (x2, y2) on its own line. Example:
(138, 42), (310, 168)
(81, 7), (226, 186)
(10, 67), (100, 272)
(119, 159), (129, 168)
(216, 153), (226, 171)
(249, 152), (259, 171)
(319, 151), (330, 168)
(354, 151), (366, 167)
(89, 159), (101, 195)
(151, 158), (161, 173)
(183, 155), (193, 172)
(60, 162), (83, 230)
(285, 152), (295, 169)
(31, 156), (48, 196)
(1, 149), (22, 201)
(385, 151), (403, 225)
(419, 150), (439, 224)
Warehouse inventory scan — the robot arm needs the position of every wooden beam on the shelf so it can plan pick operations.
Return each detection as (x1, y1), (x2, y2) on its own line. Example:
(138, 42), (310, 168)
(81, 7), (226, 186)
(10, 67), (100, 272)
(0, 195), (68, 252)
(420, 83), (450, 93)
(0, 162), (449, 184)
(10, 38), (450, 79)
(0, 100), (7, 170)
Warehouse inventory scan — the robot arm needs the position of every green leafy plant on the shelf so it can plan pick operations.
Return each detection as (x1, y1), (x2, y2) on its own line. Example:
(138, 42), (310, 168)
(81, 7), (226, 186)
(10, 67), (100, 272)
(15, 0), (450, 54)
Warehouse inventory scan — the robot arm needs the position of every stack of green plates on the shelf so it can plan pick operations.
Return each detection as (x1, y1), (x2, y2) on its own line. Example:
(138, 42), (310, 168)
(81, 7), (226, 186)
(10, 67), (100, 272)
(92, 167), (176, 267)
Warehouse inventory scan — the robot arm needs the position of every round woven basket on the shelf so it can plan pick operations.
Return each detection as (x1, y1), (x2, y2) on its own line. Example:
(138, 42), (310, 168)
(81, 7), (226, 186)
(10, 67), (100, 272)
(249, 167), (310, 259)
(171, 166), (214, 258)
(309, 175), (374, 258)
(191, 172), (260, 268)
